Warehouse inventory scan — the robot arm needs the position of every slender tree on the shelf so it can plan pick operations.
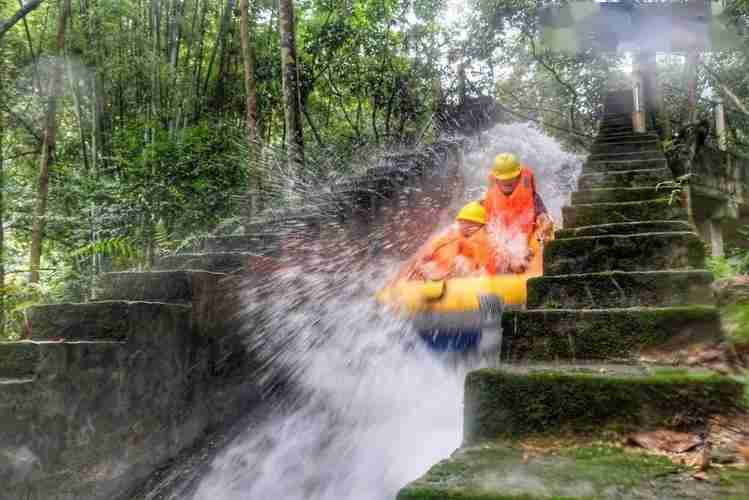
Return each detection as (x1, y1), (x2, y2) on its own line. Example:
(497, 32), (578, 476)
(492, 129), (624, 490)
(28, 0), (71, 283)
(240, 0), (258, 143)
(0, 46), (5, 337)
(0, 0), (45, 40)
(279, 0), (304, 169)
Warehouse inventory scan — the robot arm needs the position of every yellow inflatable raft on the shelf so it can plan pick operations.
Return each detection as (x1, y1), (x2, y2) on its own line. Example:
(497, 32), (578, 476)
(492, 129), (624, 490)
(378, 231), (546, 314)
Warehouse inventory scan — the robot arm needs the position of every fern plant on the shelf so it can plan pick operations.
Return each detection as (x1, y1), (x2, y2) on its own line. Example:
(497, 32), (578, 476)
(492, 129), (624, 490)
(71, 236), (142, 269)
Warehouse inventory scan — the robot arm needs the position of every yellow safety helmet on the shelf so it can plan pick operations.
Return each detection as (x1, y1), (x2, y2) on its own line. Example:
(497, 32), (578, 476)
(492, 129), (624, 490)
(491, 153), (521, 181)
(456, 201), (486, 225)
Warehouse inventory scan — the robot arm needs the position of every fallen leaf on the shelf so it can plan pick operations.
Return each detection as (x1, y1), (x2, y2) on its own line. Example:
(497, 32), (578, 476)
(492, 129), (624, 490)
(738, 442), (749, 462)
(692, 471), (709, 481)
(627, 430), (703, 454)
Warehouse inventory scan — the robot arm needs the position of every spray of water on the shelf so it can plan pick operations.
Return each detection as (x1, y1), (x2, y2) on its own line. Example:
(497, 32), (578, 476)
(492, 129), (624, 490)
(191, 122), (582, 500)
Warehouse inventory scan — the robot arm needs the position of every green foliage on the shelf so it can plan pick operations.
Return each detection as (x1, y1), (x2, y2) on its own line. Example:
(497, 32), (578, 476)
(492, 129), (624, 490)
(2, 276), (67, 339)
(655, 173), (692, 206)
(0, 0), (461, 324)
(722, 303), (749, 346)
(71, 236), (142, 267)
(706, 228), (749, 278)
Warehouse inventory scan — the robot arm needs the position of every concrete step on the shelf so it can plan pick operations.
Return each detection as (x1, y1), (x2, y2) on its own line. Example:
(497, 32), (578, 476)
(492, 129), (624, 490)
(501, 307), (721, 362)
(399, 437), (749, 500)
(598, 126), (635, 137)
(582, 158), (667, 174)
(595, 132), (659, 144)
(465, 362), (739, 442)
(94, 271), (226, 304)
(0, 340), (127, 379)
(527, 270), (714, 309)
(544, 231), (705, 275)
(571, 187), (662, 204)
(600, 122), (635, 132)
(0, 342), (40, 378)
(587, 150), (664, 163)
(601, 112), (634, 123)
(562, 199), (686, 228)
(591, 140), (659, 155)
(600, 119), (634, 129)
(555, 220), (694, 239)
(199, 234), (280, 254)
(93, 271), (228, 336)
(26, 301), (191, 343)
(578, 168), (672, 189)
(156, 252), (257, 273)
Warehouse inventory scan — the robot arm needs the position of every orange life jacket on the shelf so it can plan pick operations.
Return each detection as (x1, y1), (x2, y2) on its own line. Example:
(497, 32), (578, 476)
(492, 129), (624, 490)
(485, 166), (537, 237)
(456, 227), (494, 275)
(397, 227), (461, 281)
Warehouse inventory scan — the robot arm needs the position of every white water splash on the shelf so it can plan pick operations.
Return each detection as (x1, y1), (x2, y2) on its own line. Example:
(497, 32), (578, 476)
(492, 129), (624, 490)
(191, 123), (582, 500)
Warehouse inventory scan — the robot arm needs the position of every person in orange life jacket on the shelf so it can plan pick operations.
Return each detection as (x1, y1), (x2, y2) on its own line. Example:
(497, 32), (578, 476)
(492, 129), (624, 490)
(483, 153), (554, 274)
(399, 201), (489, 282)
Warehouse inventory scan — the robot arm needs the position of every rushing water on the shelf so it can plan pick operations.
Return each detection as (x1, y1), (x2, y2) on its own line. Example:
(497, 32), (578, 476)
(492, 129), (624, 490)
(190, 123), (582, 500)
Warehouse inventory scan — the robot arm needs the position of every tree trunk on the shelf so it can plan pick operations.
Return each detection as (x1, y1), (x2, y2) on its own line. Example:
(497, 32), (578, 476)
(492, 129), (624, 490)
(279, 0), (304, 170)
(28, 0), (71, 284)
(67, 56), (90, 172)
(0, 0), (45, 40)
(685, 51), (700, 123)
(239, 0), (258, 143)
(202, 0), (235, 109)
(0, 53), (5, 338)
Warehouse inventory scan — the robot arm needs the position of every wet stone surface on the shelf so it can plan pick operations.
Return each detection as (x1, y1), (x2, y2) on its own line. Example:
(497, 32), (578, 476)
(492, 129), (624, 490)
(397, 442), (749, 500)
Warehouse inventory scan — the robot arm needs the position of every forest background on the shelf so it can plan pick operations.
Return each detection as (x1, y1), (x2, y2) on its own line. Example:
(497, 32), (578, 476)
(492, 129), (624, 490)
(1, 0), (748, 338)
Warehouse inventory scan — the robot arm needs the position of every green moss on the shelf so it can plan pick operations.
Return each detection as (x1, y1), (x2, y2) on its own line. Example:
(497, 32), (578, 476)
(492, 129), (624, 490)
(397, 443), (700, 500)
(526, 271), (713, 310)
(502, 307), (721, 362)
(721, 303), (749, 346)
(0, 342), (39, 378)
(544, 232), (705, 276)
(717, 468), (749, 499)
(562, 199), (686, 228)
(555, 221), (693, 239)
(464, 367), (743, 442)
(571, 187), (661, 205)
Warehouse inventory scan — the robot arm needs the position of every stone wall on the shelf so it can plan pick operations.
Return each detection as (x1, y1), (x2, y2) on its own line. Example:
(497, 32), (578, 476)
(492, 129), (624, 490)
(0, 139), (464, 500)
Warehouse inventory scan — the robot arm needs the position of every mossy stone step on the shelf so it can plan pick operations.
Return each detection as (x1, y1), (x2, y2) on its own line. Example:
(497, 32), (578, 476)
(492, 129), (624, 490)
(156, 252), (258, 273)
(26, 301), (191, 342)
(544, 231), (704, 275)
(588, 151), (663, 163)
(562, 199), (686, 228)
(501, 306), (721, 362)
(555, 220), (694, 239)
(94, 270), (226, 304)
(590, 141), (659, 155)
(464, 365), (743, 442)
(571, 187), (662, 204)
(93, 271), (228, 335)
(199, 234), (280, 253)
(398, 442), (749, 500)
(601, 114), (634, 125)
(0, 342), (39, 378)
(600, 122), (636, 131)
(578, 168), (671, 189)
(595, 132), (658, 143)
(582, 158), (667, 174)
(527, 270), (714, 309)
(0, 341), (127, 379)
(599, 121), (634, 131)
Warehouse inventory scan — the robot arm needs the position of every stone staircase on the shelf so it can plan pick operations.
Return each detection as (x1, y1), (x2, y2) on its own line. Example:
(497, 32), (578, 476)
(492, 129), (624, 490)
(398, 90), (749, 499)
(0, 141), (463, 500)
